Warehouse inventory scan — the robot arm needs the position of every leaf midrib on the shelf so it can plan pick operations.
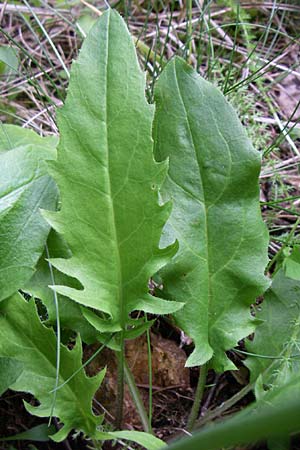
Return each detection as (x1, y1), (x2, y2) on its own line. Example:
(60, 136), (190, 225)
(105, 11), (124, 328)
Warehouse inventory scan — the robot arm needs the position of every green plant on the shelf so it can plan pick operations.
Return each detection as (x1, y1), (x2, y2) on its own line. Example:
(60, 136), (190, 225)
(1, 7), (299, 450)
(167, 380), (300, 450)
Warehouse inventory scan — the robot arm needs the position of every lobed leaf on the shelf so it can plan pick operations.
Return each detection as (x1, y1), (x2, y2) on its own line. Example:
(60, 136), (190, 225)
(0, 357), (23, 396)
(0, 293), (104, 441)
(0, 125), (58, 301)
(24, 230), (99, 343)
(153, 57), (269, 370)
(44, 10), (182, 333)
(246, 269), (300, 398)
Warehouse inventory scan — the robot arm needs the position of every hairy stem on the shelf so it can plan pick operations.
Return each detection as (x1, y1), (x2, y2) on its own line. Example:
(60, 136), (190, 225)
(187, 362), (208, 431)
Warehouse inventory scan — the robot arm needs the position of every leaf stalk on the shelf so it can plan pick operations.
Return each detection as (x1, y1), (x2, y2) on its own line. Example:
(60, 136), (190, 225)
(124, 359), (151, 433)
(187, 362), (208, 431)
(115, 333), (125, 429)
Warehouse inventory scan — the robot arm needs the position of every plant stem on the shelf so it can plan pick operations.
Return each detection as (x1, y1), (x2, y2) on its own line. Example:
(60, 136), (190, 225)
(187, 362), (208, 431)
(124, 359), (151, 433)
(194, 382), (253, 429)
(115, 332), (125, 429)
(195, 336), (299, 431)
(146, 318), (153, 432)
(266, 217), (300, 272)
(92, 438), (102, 450)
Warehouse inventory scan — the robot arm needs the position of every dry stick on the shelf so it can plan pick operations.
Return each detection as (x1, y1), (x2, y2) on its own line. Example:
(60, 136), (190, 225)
(22, 0), (70, 79)
(201, 374), (220, 412)
(0, 2), (65, 15)
(194, 346), (300, 429)
(194, 382), (253, 429)
(193, 323), (300, 431)
(0, 0), (7, 24)
(187, 0), (193, 63)
(186, 362), (209, 431)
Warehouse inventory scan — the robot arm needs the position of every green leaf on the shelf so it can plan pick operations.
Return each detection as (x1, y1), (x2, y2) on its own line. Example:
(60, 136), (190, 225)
(267, 436), (290, 450)
(283, 246), (300, 280)
(0, 424), (55, 442)
(98, 430), (165, 449)
(0, 46), (18, 75)
(77, 14), (97, 36)
(1, 426), (165, 449)
(43, 10), (182, 333)
(0, 125), (58, 301)
(0, 293), (104, 442)
(24, 230), (99, 343)
(0, 125), (58, 151)
(246, 269), (300, 398)
(0, 357), (23, 395)
(167, 378), (300, 450)
(153, 57), (269, 370)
